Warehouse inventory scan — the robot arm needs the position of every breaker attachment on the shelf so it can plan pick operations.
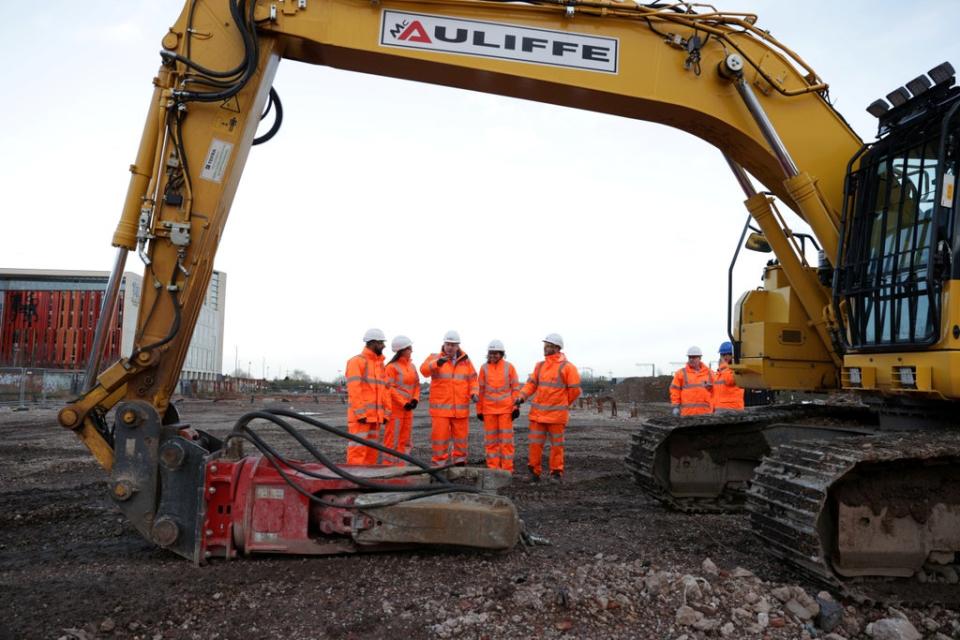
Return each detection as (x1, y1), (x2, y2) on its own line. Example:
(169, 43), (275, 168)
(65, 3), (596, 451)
(108, 400), (520, 563)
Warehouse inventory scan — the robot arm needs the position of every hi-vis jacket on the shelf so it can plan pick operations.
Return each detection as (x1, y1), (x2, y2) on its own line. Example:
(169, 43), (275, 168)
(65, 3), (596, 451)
(477, 360), (520, 415)
(713, 362), (745, 410)
(346, 347), (391, 423)
(420, 351), (478, 418)
(385, 357), (420, 408)
(670, 364), (715, 416)
(519, 353), (582, 424)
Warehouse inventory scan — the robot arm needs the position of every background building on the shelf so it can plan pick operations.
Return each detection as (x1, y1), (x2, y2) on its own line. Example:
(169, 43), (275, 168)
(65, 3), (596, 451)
(0, 268), (225, 390)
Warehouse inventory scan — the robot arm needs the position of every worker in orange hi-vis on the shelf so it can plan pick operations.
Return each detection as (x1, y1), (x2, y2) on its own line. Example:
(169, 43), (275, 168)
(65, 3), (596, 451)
(713, 341), (745, 413)
(669, 346), (715, 417)
(344, 328), (392, 465)
(420, 330), (478, 466)
(383, 335), (420, 465)
(476, 340), (520, 472)
(515, 333), (581, 483)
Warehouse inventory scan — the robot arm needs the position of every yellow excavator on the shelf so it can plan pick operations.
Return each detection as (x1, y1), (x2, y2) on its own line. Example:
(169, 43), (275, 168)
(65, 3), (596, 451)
(59, 0), (958, 599)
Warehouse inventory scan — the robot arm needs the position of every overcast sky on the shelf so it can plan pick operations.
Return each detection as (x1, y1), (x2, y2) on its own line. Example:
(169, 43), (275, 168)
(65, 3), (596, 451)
(1, 2), (954, 381)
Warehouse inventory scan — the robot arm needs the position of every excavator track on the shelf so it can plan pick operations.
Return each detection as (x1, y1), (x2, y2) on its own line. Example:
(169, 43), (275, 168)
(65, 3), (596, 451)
(747, 430), (960, 604)
(624, 404), (875, 513)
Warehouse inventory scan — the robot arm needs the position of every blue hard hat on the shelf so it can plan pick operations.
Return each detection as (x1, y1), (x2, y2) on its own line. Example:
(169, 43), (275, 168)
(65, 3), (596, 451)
(719, 341), (734, 354)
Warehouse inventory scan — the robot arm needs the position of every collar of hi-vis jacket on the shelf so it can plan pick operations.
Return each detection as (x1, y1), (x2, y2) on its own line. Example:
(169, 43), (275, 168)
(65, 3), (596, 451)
(390, 354), (411, 367)
(684, 363), (712, 379)
(362, 347), (385, 364)
(439, 350), (469, 365)
(543, 353), (566, 366)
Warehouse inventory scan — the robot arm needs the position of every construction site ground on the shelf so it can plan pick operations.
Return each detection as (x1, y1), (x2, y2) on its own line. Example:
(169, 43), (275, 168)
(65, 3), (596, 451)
(1, 397), (957, 640)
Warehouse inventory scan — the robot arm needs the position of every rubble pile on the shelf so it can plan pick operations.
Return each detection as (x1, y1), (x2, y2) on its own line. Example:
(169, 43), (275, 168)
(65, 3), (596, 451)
(611, 376), (672, 404)
(424, 555), (960, 639)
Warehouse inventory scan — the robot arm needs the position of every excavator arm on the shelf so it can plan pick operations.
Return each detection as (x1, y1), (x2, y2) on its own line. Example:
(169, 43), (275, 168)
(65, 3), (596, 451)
(58, 0), (870, 561)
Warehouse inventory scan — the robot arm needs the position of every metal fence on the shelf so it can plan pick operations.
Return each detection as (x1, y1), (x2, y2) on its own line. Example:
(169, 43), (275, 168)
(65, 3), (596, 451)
(0, 367), (85, 408)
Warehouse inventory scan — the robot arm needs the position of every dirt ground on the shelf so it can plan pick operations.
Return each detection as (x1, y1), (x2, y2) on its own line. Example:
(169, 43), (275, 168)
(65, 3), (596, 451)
(1, 398), (957, 640)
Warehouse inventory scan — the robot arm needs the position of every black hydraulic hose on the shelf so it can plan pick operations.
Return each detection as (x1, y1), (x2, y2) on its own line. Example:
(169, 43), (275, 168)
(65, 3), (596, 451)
(129, 264), (182, 362)
(252, 87), (282, 146)
(166, 0), (250, 79)
(232, 410), (464, 491)
(268, 408), (448, 481)
(229, 425), (342, 480)
(226, 433), (457, 508)
(170, 109), (193, 209)
(173, 1), (257, 102)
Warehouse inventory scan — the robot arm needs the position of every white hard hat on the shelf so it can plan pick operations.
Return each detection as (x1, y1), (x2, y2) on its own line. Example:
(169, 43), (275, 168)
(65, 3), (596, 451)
(488, 339), (505, 352)
(543, 333), (564, 348)
(687, 345), (703, 357)
(391, 335), (413, 352)
(363, 328), (386, 342)
(443, 330), (461, 344)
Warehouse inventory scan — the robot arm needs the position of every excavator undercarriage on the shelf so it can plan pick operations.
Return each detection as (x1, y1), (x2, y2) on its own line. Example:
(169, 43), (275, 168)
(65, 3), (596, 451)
(626, 405), (960, 602)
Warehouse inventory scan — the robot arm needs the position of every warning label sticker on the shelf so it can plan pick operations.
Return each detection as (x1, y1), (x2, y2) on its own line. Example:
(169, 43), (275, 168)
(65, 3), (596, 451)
(200, 138), (233, 183)
(379, 10), (619, 74)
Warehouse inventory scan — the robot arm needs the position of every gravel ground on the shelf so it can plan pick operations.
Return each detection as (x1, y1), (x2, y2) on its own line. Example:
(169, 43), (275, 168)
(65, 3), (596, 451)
(0, 398), (957, 639)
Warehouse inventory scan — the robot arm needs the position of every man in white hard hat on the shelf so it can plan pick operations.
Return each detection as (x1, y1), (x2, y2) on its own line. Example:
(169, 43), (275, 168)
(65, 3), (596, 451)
(515, 333), (581, 482)
(420, 330), (478, 465)
(669, 346), (715, 417)
(477, 339), (520, 472)
(345, 328), (391, 464)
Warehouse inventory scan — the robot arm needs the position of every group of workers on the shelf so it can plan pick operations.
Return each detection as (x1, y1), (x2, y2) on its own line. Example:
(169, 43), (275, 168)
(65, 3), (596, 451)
(344, 329), (581, 482)
(669, 341), (745, 416)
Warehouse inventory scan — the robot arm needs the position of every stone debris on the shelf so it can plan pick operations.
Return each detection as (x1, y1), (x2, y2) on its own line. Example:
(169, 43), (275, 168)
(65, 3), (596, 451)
(701, 557), (719, 576)
(866, 617), (922, 640)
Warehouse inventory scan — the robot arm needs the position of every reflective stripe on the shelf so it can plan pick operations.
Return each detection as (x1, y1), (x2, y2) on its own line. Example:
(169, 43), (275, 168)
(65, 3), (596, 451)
(453, 438), (468, 445)
(670, 384), (682, 390)
(435, 373), (473, 380)
(681, 382), (711, 389)
(345, 376), (389, 386)
(430, 402), (471, 410)
(681, 368), (714, 388)
(354, 402), (388, 415)
(531, 402), (569, 412)
(680, 402), (711, 409)
(536, 380), (566, 389)
(566, 383), (581, 389)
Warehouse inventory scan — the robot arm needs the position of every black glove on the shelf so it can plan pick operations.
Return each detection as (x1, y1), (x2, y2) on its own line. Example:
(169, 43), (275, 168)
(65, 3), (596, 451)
(436, 357), (448, 367)
(403, 401), (414, 410)
(407, 399), (418, 410)
(514, 397), (524, 406)
(477, 413), (484, 421)
(511, 408), (520, 420)
(357, 418), (367, 423)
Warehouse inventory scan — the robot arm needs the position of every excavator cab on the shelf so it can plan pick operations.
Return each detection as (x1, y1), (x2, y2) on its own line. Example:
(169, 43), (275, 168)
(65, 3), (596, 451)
(836, 62), (959, 353)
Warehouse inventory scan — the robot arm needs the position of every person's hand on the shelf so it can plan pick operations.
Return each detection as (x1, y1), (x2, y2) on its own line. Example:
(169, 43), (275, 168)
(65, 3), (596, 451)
(511, 408), (520, 420)
(408, 399), (418, 410)
(514, 397), (524, 406)
(357, 417), (367, 423)
(471, 394), (479, 403)
(477, 414), (484, 421)
(403, 401), (413, 410)
(436, 357), (448, 367)
(672, 407), (680, 417)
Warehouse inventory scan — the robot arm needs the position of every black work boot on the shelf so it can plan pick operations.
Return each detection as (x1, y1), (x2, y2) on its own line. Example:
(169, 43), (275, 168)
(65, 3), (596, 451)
(549, 471), (563, 484)
(527, 466), (540, 483)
